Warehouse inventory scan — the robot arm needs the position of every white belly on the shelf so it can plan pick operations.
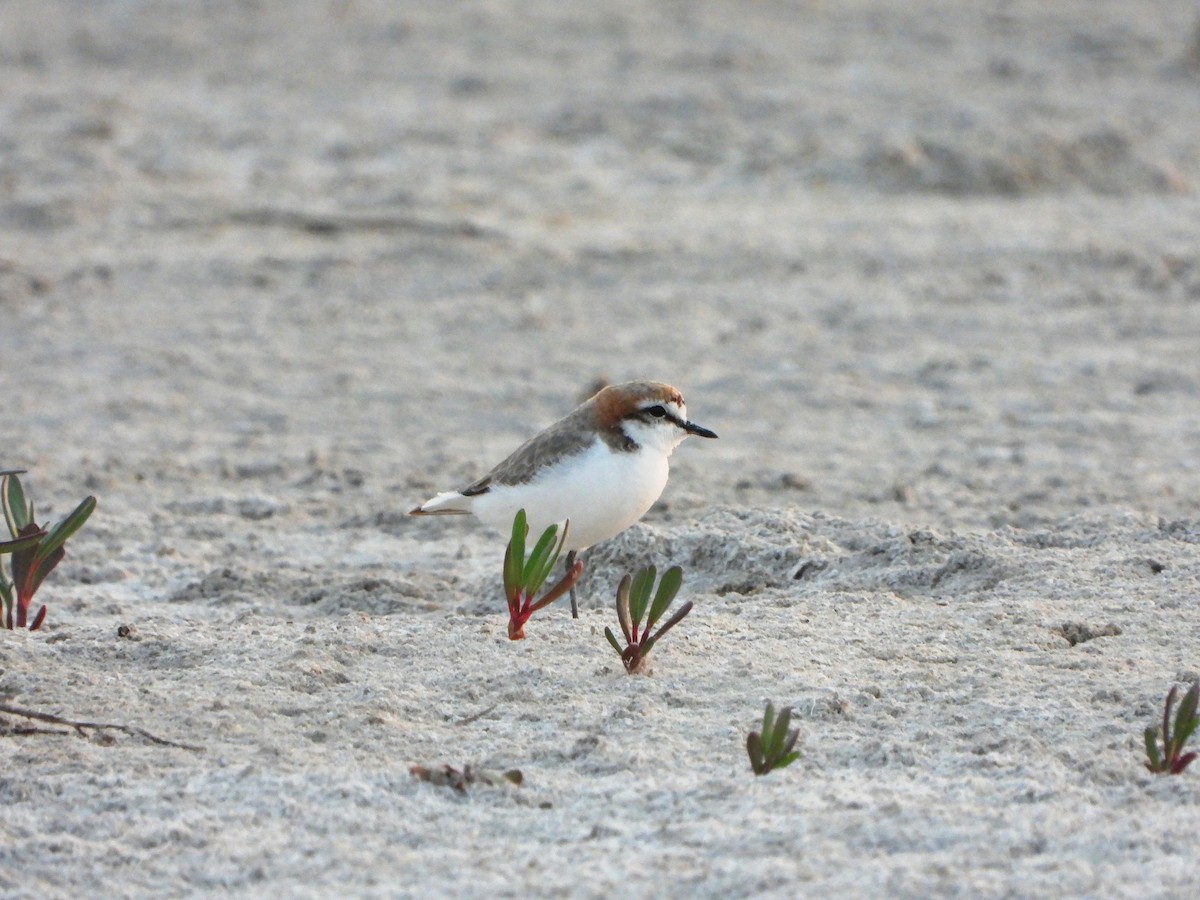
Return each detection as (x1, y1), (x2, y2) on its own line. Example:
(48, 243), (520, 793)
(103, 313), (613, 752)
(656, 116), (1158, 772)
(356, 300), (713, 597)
(469, 441), (669, 551)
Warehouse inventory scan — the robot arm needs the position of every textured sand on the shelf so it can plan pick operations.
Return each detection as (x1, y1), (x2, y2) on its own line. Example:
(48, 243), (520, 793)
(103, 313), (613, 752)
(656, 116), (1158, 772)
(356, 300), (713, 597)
(3, 1), (1200, 897)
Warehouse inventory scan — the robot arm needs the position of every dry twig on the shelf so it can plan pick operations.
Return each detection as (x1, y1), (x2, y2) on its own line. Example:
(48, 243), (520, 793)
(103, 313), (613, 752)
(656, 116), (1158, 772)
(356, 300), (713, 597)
(0, 702), (204, 752)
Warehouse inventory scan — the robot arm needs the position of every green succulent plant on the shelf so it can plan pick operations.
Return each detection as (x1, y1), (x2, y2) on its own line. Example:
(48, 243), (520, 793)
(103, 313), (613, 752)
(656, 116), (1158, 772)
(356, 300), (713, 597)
(2, 470), (96, 631)
(1145, 682), (1199, 775)
(603, 565), (692, 673)
(747, 701), (801, 776)
(503, 509), (582, 640)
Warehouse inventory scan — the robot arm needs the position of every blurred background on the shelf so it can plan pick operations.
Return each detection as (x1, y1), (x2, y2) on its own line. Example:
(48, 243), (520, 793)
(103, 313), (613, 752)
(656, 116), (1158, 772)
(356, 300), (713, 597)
(3, 7), (1200, 894)
(2, 0), (1199, 544)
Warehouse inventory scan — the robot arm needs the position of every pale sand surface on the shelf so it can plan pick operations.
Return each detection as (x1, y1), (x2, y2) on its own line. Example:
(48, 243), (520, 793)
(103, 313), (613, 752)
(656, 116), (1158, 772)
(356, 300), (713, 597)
(3, 1), (1200, 897)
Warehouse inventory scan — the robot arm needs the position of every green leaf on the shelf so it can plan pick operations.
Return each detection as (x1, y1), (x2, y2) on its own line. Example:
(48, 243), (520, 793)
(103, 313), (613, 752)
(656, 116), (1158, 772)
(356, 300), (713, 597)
(522, 522), (560, 593)
(1175, 719), (1200, 752)
(511, 509), (527, 564)
(615, 574), (633, 643)
(535, 520), (570, 590)
(0, 529), (47, 556)
(774, 751), (801, 771)
(2, 474), (32, 537)
(1174, 683), (1200, 744)
(1163, 685), (1178, 749)
(604, 626), (624, 656)
(646, 565), (683, 631)
(35, 495), (96, 562)
(771, 707), (794, 759)
(762, 702), (776, 748)
(29, 545), (65, 598)
(502, 542), (518, 600)
(525, 520), (568, 596)
(781, 724), (801, 759)
(1145, 727), (1162, 771)
(504, 510), (527, 597)
(1181, 681), (1200, 716)
(629, 566), (656, 629)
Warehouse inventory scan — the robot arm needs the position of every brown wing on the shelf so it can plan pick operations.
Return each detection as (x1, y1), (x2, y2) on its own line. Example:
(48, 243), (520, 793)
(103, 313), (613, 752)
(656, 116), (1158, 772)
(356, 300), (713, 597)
(461, 475), (491, 496)
(455, 389), (635, 494)
(486, 412), (596, 485)
(465, 403), (608, 490)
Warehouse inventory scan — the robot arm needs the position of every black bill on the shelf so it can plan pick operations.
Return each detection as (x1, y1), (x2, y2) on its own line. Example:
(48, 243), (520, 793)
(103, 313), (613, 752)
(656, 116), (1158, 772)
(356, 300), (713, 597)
(684, 420), (718, 439)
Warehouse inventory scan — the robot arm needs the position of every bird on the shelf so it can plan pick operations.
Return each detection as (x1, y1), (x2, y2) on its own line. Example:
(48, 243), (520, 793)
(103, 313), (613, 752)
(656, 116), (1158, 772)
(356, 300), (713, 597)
(409, 380), (718, 616)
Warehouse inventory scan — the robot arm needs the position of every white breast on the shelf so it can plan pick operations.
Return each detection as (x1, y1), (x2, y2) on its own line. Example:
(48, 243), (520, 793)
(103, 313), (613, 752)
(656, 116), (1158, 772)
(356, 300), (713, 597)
(469, 439), (670, 551)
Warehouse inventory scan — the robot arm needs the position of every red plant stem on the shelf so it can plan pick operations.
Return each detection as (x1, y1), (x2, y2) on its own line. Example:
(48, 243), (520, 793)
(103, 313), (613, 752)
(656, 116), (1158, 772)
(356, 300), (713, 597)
(16, 567), (38, 628)
(508, 591), (532, 640)
(506, 561), (582, 640)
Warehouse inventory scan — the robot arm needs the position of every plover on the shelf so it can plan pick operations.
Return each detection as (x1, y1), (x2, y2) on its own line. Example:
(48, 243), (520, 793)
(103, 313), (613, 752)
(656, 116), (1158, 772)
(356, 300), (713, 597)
(410, 380), (717, 615)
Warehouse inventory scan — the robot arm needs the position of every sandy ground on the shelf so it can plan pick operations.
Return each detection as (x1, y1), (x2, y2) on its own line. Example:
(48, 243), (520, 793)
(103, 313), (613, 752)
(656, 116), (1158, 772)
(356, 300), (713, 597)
(3, 1), (1200, 896)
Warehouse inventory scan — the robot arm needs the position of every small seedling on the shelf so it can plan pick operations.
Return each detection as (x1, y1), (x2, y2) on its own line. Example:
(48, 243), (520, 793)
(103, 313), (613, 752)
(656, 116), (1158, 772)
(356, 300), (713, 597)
(1144, 682), (1199, 775)
(503, 509), (582, 640)
(747, 701), (801, 775)
(603, 565), (692, 673)
(1, 470), (96, 631)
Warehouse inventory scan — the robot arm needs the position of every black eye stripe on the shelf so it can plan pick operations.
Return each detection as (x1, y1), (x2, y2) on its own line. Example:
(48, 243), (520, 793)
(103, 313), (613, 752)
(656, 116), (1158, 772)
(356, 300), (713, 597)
(634, 404), (687, 428)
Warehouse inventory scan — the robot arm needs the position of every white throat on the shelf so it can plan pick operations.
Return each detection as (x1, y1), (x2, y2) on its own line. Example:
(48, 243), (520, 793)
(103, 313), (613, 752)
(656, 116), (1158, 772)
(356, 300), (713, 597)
(622, 418), (689, 457)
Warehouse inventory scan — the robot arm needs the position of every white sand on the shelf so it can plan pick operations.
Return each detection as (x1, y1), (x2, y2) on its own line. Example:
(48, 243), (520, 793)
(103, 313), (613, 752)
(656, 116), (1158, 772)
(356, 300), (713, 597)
(3, 1), (1200, 896)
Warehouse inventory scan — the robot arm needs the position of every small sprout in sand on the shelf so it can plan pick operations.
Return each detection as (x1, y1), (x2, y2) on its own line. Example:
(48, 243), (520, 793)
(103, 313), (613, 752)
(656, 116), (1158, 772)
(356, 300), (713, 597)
(747, 701), (801, 776)
(503, 509), (582, 640)
(1, 470), (96, 631)
(604, 565), (692, 673)
(410, 763), (523, 793)
(1144, 682), (1199, 775)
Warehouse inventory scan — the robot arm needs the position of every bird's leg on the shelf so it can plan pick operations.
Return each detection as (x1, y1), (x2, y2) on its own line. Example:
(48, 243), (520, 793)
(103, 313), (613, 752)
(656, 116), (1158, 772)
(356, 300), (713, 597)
(566, 550), (579, 619)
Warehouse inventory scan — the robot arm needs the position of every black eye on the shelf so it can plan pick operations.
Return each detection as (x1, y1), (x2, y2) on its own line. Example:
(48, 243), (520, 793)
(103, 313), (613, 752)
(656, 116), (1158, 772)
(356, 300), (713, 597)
(646, 405), (667, 418)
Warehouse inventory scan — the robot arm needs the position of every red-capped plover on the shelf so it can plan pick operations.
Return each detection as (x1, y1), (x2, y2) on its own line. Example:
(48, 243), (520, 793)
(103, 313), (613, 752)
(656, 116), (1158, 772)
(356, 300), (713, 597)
(410, 380), (718, 616)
